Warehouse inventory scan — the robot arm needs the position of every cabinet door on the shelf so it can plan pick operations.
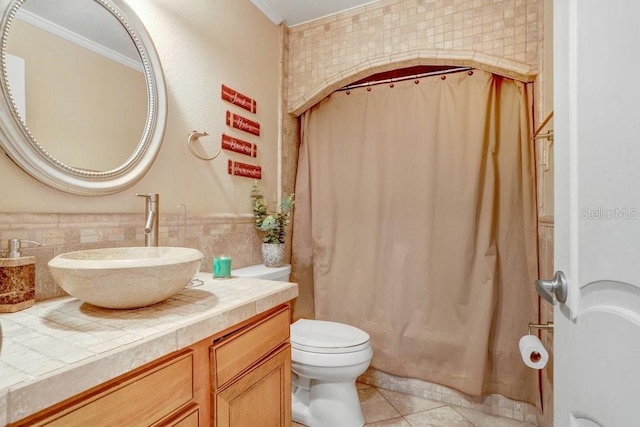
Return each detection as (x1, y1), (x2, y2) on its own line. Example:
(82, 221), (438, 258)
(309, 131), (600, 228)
(215, 345), (291, 427)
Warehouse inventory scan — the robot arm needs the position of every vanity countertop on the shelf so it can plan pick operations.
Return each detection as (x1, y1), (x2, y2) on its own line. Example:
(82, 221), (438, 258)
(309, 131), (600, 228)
(0, 272), (298, 425)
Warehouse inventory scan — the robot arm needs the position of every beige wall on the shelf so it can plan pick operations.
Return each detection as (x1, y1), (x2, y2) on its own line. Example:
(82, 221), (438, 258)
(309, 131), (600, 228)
(0, 0), (282, 215)
(0, 1), (286, 300)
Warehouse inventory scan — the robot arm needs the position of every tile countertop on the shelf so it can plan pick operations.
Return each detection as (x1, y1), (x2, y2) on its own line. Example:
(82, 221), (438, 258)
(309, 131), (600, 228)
(0, 272), (298, 425)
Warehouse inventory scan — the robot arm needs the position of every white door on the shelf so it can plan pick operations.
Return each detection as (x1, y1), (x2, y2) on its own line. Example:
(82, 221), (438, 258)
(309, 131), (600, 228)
(553, 1), (640, 426)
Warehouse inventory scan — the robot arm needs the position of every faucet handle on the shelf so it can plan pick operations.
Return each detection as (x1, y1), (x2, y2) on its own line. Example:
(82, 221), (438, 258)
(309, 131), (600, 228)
(135, 193), (158, 201)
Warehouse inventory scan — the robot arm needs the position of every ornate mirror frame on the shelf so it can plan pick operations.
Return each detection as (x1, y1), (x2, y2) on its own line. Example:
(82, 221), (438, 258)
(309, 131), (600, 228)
(0, 0), (166, 195)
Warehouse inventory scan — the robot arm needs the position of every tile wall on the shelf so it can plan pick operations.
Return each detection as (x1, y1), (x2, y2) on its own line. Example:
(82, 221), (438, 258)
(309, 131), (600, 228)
(284, 0), (552, 425)
(280, 24), (300, 261)
(287, 0), (540, 115)
(0, 213), (264, 301)
(283, 1), (552, 425)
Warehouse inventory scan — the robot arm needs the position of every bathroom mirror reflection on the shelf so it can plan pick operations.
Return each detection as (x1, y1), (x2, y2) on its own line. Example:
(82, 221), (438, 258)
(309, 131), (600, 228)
(0, 0), (166, 195)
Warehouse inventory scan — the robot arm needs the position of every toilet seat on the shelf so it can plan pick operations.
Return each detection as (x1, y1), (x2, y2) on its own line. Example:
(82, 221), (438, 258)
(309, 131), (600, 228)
(291, 319), (370, 354)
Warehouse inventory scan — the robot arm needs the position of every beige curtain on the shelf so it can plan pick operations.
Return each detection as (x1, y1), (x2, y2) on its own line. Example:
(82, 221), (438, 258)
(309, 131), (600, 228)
(291, 70), (539, 404)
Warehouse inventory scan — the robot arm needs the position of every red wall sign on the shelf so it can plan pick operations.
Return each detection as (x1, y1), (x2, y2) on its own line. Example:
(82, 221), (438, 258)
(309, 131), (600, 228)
(228, 160), (261, 179)
(221, 134), (257, 157)
(221, 85), (257, 114)
(226, 111), (260, 136)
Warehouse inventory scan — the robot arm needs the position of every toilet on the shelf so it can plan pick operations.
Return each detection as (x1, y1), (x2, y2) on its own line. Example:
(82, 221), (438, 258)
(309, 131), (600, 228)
(231, 264), (373, 427)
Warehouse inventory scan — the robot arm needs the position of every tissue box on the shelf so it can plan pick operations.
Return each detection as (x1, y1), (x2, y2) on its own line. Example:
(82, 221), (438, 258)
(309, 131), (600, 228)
(0, 256), (35, 312)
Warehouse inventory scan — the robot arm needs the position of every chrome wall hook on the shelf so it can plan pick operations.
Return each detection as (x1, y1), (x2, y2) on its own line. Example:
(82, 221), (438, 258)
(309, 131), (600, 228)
(187, 131), (221, 161)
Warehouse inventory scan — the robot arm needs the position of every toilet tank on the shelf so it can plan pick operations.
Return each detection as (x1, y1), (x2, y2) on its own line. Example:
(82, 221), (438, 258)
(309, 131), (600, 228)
(231, 264), (291, 282)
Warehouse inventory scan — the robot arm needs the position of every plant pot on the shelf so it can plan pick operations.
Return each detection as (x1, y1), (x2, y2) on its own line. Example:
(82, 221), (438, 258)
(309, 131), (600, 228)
(262, 242), (285, 268)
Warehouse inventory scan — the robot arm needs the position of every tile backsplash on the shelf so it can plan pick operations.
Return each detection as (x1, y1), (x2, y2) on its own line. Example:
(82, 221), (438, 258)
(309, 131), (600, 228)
(0, 213), (264, 301)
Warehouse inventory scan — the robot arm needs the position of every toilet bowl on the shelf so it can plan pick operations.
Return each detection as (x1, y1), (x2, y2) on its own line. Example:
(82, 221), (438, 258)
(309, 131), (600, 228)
(291, 319), (372, 427)
(231, 264), (373, 427)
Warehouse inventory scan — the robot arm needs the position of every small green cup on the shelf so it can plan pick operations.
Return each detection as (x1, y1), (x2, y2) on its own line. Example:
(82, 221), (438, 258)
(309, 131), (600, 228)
(213, 255), (232, 279)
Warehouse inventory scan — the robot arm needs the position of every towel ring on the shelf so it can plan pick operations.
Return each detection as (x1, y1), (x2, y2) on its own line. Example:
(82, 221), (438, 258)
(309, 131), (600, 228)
(187, 131), (221, 161)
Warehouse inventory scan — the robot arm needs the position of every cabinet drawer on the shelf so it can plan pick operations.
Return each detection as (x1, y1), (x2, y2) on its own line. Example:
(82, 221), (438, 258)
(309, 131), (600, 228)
(32, 351), (194, 427)
(212, 307), (290, 388)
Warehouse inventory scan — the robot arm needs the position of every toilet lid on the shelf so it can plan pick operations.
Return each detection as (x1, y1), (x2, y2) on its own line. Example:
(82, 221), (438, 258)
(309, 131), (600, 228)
(290, 319), (370, 354)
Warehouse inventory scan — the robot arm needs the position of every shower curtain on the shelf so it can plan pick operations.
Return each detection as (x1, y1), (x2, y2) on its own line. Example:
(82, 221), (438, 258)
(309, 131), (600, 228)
(291, 69), (539, 404)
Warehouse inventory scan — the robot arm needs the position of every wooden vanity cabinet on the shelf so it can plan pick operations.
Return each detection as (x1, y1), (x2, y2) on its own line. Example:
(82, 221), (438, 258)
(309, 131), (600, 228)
(10, 304), (292, 427)
(211, 305), (291, 427)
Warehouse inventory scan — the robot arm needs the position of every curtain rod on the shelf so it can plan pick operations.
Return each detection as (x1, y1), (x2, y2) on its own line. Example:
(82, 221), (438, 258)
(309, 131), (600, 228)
(338, 67), (473, 91)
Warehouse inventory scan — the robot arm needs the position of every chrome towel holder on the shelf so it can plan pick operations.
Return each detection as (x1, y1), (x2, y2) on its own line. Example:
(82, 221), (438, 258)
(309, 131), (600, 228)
(187, 131), (221, 161)
(528, 322), (554, 335)
(532, 111), (554, 142)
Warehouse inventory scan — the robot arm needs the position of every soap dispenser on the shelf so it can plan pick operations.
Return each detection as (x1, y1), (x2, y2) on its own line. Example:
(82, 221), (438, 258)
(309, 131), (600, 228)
(0, 239), (40, 313)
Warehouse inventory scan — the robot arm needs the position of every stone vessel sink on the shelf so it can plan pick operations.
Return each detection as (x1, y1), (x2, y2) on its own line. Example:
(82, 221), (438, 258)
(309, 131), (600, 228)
(48, 247), (204, 309)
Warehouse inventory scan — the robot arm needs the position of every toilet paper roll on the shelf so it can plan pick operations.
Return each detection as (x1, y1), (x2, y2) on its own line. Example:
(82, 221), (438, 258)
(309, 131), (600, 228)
(519, 335), (549, 369)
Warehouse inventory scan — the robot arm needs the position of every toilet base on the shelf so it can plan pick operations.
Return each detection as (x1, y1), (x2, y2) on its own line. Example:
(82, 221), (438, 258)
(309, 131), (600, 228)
(292, 377), (364, 427)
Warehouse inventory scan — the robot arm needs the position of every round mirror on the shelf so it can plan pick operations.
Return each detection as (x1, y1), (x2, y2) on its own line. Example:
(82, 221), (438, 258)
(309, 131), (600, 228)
(0, 0), (166, 195)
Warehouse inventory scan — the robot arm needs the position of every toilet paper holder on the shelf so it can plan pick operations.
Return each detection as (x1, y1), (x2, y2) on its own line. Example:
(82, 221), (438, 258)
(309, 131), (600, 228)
(520, 328), (550, 368)
(528, 322), (553, 335)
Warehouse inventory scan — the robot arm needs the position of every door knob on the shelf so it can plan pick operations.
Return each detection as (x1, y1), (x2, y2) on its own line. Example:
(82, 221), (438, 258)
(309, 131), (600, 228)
(535, 271), (568, 304)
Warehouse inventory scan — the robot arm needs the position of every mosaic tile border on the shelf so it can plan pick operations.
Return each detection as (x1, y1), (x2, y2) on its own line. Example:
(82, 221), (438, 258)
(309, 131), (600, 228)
(359, 367), (540, 425)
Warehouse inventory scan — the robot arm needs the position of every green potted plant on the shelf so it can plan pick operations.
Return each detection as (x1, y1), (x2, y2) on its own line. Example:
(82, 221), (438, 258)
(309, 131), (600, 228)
(251, 183), (295, 267)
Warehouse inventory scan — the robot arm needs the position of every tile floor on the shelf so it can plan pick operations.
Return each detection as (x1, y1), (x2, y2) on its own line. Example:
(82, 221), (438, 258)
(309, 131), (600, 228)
(292, 383), (537, 427)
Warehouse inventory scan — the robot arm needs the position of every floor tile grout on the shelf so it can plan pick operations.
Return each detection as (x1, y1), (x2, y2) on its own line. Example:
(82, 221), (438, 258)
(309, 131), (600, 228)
(294, 383), (536, 427)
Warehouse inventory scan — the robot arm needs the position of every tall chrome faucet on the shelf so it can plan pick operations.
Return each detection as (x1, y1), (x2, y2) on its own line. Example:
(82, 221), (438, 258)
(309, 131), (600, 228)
(136, 193), (159, 247)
